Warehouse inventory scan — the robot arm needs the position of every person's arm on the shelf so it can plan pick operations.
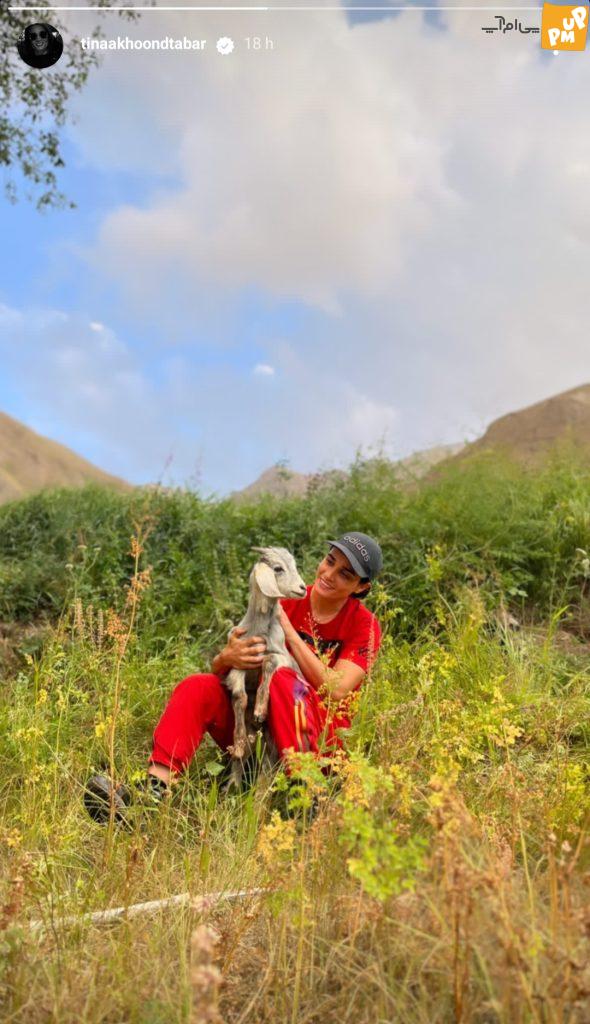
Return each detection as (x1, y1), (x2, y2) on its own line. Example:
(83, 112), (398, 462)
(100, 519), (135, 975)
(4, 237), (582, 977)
(279, 609), (365, 701)
(211, 627), (266, 676)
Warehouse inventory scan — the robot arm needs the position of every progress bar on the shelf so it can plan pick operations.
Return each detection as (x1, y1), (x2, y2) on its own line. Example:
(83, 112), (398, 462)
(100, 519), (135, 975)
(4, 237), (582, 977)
(8, 5), (545, 10)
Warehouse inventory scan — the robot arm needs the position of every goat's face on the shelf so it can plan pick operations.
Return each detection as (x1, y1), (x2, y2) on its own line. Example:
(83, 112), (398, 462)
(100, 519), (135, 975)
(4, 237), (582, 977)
(251, 547), (307, 600)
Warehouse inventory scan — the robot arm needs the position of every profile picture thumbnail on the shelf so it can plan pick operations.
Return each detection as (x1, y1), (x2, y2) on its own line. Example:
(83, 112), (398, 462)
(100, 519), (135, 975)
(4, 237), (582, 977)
(18, 23), (63, 69)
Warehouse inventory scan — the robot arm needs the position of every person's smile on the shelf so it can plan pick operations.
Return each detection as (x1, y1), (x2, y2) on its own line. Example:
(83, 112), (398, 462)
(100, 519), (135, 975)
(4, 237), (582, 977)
(318, 575), (335, 592)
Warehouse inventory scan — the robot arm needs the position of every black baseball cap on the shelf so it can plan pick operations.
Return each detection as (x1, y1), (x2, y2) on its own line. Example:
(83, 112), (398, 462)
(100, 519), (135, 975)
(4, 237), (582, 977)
(327, 532), (383, 581)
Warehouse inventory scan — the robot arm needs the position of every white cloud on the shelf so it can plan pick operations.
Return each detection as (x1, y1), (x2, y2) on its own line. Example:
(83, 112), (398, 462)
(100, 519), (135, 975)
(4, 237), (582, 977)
(70, 9), (451, 310)
(25, 8), (590, 487)
(253, 363), (275, 376)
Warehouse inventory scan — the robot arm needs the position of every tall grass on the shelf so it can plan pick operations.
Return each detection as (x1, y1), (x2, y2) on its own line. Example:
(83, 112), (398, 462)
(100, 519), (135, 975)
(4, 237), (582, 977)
(1, 453), (589, 1021)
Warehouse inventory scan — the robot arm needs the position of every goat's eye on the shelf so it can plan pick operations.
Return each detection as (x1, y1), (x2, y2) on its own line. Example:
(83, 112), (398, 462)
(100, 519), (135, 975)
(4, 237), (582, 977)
(273, 566), (284, 574)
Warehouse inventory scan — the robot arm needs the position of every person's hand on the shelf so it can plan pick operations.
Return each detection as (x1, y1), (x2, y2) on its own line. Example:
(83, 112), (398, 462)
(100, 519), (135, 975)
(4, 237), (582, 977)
(223, 627), (267, 670)
(278, 606), (296, 641)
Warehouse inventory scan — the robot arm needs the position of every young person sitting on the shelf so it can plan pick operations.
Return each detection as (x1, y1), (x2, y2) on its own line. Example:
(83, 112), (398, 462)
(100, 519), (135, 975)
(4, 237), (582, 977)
(84, 532), (382, 821)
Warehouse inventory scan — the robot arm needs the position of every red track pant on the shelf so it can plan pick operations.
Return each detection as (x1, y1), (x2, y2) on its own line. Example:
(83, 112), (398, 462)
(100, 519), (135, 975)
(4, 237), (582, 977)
(149, 667), (350, 773)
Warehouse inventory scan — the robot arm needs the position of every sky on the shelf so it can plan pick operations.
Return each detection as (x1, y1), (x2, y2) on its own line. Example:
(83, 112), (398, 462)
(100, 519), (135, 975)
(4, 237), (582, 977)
(1, 1), (589, 496)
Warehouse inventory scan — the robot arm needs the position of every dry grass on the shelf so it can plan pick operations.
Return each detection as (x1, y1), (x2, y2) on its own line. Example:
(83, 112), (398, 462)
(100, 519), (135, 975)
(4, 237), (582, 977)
(1, 519), (590, 1022)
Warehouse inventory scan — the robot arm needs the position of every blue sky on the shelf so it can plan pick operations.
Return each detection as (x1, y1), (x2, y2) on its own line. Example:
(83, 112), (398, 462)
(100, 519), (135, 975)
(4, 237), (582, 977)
(2, 2), (589, 494)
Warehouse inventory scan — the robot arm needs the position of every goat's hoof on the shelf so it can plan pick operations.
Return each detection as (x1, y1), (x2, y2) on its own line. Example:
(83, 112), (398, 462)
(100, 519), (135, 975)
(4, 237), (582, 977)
(222, 772), (243, 795)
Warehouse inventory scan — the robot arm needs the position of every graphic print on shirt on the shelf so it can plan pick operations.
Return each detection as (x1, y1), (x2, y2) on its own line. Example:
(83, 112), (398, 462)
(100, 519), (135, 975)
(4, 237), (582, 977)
(281, 585), (382, 674)
(295, 628), (343, 665)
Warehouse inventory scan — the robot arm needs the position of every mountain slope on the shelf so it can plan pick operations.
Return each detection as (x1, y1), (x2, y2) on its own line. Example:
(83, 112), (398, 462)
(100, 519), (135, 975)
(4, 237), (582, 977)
(0, 412), (130, 504)
(443, 384), (590, 469)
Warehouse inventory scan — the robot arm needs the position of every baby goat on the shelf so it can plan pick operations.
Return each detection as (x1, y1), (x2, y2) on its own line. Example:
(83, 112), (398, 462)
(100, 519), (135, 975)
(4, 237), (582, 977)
(224, 546), (306, 778)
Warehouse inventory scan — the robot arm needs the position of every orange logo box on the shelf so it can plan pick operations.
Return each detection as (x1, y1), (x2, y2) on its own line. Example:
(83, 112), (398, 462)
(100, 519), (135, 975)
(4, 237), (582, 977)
(541, 3), (588, 50)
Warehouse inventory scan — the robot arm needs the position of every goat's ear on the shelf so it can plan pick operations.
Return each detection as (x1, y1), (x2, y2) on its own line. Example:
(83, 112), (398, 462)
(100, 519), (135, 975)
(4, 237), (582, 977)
(253, 562), (283, 599)
(251, 546), (265, 554)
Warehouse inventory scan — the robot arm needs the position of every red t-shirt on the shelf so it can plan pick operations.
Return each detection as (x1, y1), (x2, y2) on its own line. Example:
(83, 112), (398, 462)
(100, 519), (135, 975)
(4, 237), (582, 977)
(280, 585), (382, 678)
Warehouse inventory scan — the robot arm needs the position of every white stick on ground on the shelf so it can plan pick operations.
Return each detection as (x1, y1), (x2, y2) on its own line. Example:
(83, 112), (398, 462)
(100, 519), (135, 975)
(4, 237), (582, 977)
(29, 887), (268, 933)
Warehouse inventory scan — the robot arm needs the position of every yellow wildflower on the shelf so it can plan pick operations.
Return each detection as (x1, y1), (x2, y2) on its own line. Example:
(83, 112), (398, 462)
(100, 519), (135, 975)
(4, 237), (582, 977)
(257, 811), (296, 867)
